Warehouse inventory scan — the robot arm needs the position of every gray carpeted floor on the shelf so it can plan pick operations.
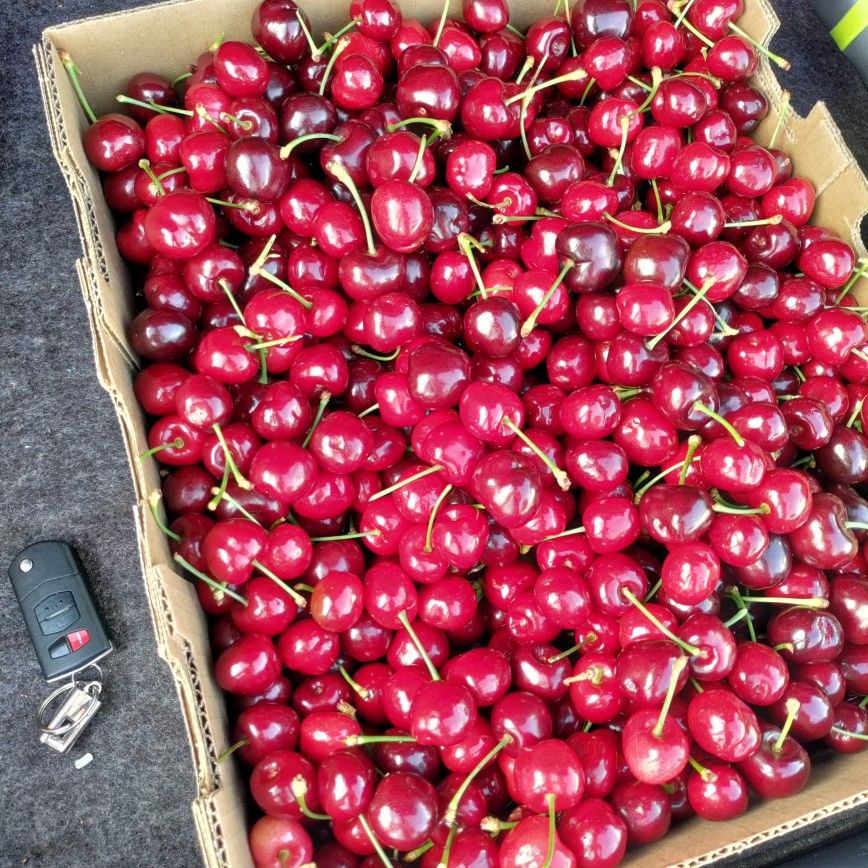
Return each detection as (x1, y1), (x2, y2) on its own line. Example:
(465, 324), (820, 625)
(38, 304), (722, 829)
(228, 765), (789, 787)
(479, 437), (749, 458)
(0, 1), (866, 867)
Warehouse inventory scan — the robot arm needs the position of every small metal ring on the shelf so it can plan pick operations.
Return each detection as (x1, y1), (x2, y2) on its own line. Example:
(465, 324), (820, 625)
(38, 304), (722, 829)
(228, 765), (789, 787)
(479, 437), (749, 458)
(38, 681), (78, 731)
(38, 679), (102, 737)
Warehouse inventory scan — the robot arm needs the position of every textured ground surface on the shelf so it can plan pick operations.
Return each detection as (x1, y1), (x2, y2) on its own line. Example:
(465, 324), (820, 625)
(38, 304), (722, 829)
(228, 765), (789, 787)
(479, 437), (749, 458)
(0, 1), (866, 866)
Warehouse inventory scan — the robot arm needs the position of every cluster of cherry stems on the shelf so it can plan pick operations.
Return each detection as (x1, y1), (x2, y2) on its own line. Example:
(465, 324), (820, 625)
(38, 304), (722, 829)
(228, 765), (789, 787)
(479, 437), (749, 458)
(66, 0), (868, 864)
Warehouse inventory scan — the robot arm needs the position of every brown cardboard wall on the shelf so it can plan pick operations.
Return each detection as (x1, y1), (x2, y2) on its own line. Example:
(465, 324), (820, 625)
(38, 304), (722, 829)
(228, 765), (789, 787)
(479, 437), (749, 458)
(34, 1), (868, 865)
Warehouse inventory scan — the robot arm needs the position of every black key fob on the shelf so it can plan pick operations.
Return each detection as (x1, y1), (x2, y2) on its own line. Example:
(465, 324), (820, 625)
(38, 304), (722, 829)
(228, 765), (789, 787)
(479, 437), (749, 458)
(9, 541), (113, 682)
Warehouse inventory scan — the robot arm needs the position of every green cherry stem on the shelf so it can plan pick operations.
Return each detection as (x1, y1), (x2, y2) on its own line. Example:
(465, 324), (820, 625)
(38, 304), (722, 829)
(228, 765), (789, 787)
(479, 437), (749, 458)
(504, 68), (587, 106)
(339, 665), (371, 700)
(209, 486), (260, 524)
(730, 593), (828, 609)
(622, 589), (702, 655)
(358, 815), (395, 868)
(173, 553), (248, 606)
(279, 132), (342, 160)
(358, 403), (380, 418)
(290, 777), (331, 821)
(369, 465), (444, 503)
(729, 587), (757, 642)
(521, 260), (574, 337)
(768, 89), (791, 150)
(425, 485), (453, 553)
(607, 114), (632, 186)
(208, 467), (231, 512)
(723, 214), (783, 229)
(328, 161), (377, 256)
(309, 529), (380, 542)
(540, 525), (585, 543)
(680, 435), (703, 485)
(386, 117), (452, 137)
(115, 94), (193, 116)
(436, 827), (457, 868)
(351, 344), (401, 362)
(216, 738), (248, 764)
(317, 19), (357, 55)
(728, 20), (791, 69)
(59, 51), (98, 123)
(502, 418), (571, 490)
(294, 9), (322, 60)
(646, 277), (716, 349)
(687, 755), (715, 782)
(546, 634), (597, 663)
(138, 437), (184, 460)
(692, 401), (745, 446)
(138, 159), (165, 195)
(148, 490), (181, 542)
(652, 655), (688, 738)
(541, 793), (557, 868)
(671, 0), (697, 28)
(443, 736), (512, 826)
(633, 456), (700, 503)
(604, 212), (672, 234)
(212, 422), (252, 489)
(302, 390), (331, 449)
(244, 334), (303, 352)
(457, 233), (489, 299)
(252, 560), (308, 608)
(432, 0), (451, 46)
(397, 610), (441, 680)
(319, 37), (350, 97)
(773, 698), (801, 752)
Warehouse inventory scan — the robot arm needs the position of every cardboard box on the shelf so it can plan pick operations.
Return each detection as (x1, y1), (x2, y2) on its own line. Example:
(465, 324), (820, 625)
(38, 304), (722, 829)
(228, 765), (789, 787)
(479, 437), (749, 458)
(34, 0), (868, 865)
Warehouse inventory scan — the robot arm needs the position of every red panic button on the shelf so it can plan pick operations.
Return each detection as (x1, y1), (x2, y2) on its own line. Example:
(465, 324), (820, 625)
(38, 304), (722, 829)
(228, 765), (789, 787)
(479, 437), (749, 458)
(67, 629), (91, 652)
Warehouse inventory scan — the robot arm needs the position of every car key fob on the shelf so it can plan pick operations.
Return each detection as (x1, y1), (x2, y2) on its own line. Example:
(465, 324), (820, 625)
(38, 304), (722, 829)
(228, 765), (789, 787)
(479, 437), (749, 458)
(9, 541), (113, 682)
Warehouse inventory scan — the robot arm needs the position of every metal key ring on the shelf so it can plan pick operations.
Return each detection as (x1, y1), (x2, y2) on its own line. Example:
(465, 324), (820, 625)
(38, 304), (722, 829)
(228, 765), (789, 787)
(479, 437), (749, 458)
(38, 679), (102, 737)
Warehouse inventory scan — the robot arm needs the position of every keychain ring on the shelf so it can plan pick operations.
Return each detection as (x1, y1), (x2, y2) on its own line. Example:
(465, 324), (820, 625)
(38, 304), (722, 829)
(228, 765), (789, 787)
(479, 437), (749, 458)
(38, 679), (102, 737)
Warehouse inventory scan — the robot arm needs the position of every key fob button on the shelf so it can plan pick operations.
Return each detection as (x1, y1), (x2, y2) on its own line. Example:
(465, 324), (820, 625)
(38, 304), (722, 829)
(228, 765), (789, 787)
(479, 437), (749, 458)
(35, 592), (80, 635)
(48, 637), (72, 659)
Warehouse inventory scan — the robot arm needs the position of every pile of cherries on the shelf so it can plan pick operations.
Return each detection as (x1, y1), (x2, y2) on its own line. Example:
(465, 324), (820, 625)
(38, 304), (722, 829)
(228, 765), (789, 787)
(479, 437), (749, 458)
(68, 0), (868, 864)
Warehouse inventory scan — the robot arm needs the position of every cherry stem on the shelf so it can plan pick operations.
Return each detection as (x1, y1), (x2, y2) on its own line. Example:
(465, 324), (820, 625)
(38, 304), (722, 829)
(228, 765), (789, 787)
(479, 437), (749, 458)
(733, 594), (828, 609)
(711, 500), (769, 516)
(319, 37), (350, 97)
(244, 334), (303, 352)
(173, 553), (248, 606)
(728, 20), (791, 69)
(689, 677), (705, 694)
(687, 755), (715, 782)
(210, 487), (260, 524)
(148, 490), (181, 542)
(564, 665), (605, 688)
(515, 55), (535, 85)
(138, 437), (184, 459)
(424, 482), (453, 553)
(692, 401), (745, 446)
(645, 578), (662, 602)
(280, 132), (341, 160)
(622, 589), (701, 655)
(405, 842), (435, 863)
(252, 560), (308, 608)
(831, 726), (868, 741)
(542, 793), (557, 868)
(860, 695), (868, 709)
(457, 233), (489, 300)
(504, 68), (588, 106)
(633, 456), (700, 502)
(604, 212), (672, 234)
(846, 521), (868, 532)
(206, 196), (259, 213)
(352, 344), (400, 362)
(246, 264), (313, 309)
(338, 665), (371, 700)
(59, 51), (98, 123)
(683, 279), (739, 336)
(851, 348), (868, 364)
(290, 777), (331, 821)
(444, 736), (512, 826)
(408, 133), (429, 184)
(481, 816), (518, 834)
(309, 529), (380, 542)
(302, 390), (331, 449)
(607, 115), (632, 186)
(724, 608), (750, 628)
(294, 10), (321, 60)
(208, 466), (231, 512)
(172, 71), (192, 87)
(358, 403), (380, 418)
(730, 587), (758, 642)
(521, 261), (574, 337)
(436, 827), (457, 868)
(671, 0), (697, 28)
(650, 178), (664, 224)
(540, 525), (585, 543)
(432, 0), (450, 46)
(328, 161), (377, 256)
(773, 698), (801, 752)
(579, 76), (596, 106)
(672, 9), (714, 47)
(723, 214), (784, 229)
(115, 94), (193, 116)
(369, 465), (443, 503)
(679, 435), (702, 485)
(317, 20), (357, 55)
(502, 418), (571, 491)
(631, 66), (664, 115)
(219, 111), (253, 131)
(138, 159), (165, 195)
(546, 634), (597, 663)
(837, 260), (868, 304)
(768, 90), (791, 151)
(398, 610), (441, 680)
(156, 166), (186, 183)
(215, 738), (248, 764)
(213, 422), (252, 489)
(387, 117), (453, 137)
(347, 733), (416, 746)
(647, 277), (716, 349)
(653, 655), (688, 738)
